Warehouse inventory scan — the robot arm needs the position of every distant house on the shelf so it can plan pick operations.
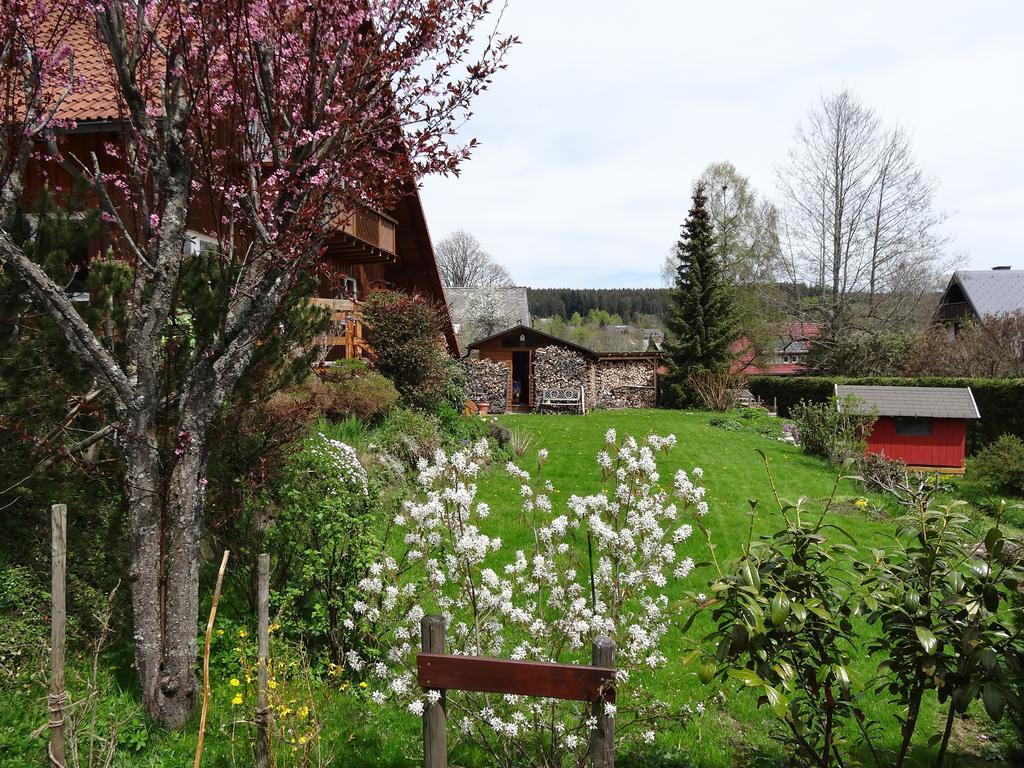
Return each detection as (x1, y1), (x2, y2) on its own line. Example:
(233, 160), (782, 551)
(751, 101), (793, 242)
(731, 322), (821, 376)
(835, 385), (980, 473)
(463, 325), (661, 413)
(444, 286), (531, 352)
(934, 268), (1024, 338)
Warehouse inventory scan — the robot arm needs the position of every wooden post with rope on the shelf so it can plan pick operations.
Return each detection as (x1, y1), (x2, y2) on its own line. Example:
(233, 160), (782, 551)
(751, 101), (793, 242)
(255, 553), (272, 768)
(48, 503), (67, 768)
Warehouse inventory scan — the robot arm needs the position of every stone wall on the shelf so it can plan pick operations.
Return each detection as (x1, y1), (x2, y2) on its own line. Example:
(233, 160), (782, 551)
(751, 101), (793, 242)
(534, 345), (588, 404)
(463, 358), (509, 413)
(594, 358), (657, 409)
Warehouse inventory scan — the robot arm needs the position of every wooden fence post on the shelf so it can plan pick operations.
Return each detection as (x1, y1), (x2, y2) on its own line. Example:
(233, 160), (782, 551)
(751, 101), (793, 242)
(591, 635), (615, 768)
(420, 615), (447, 768)
(48, 503), (67, 768)
(255, 554), (272, 768)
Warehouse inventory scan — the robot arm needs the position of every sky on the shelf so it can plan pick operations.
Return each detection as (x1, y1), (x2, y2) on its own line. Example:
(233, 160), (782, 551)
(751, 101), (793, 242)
(419, 0), (1024, 289)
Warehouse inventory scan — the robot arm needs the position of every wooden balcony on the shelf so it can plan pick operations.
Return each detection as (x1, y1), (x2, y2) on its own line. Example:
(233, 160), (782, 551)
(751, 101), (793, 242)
(311, 297), (371, 360)
(935, 301), (973, 323)
(324, 206), (398, 264)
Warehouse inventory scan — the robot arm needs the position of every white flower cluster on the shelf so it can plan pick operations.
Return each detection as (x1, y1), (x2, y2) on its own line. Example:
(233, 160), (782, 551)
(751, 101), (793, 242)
(309, 432), (368, 495)
(347, 431), (708, 766)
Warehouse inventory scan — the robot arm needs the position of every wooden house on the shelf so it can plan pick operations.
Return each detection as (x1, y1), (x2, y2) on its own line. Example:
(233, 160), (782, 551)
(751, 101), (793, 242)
(465, 325), (661, 413)
(934, 268), (1024, 339)
(17, 22), (457, 360)
(835, 385), (980, 472)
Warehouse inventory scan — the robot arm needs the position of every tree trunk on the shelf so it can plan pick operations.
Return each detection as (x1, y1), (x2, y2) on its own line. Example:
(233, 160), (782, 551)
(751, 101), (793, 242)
(124, 407), (212, 728)
(124, 412), (167, 721)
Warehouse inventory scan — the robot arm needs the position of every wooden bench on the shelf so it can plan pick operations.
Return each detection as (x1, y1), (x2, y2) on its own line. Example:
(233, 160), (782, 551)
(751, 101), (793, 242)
(537, 386), (585, 414)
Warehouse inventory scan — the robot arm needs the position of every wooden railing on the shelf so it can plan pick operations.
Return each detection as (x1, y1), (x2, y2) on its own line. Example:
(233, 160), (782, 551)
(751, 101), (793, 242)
(333, 206), (398, 257)
(936, 301), (972, 322)
(311, 297), (370, 360)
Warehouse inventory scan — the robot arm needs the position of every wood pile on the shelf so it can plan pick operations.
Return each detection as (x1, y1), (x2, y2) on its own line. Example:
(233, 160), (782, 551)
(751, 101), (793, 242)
(534, 346), (588, 405)
(594, 359), (656, 409)
(463, 359), (508, 413)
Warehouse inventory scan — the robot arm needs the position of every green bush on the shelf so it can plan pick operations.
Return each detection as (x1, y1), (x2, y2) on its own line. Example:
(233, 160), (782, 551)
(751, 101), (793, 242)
(318, 358), (399, 420)
(749, 376), (1024, 454)
(970, 434), (1024, 496)
(0, 564), (50, 679)
(263, 432), (378, 663)
(363, 291), (450, 412)
(790, 395), (874, 462)
(370, 407), (443, 469)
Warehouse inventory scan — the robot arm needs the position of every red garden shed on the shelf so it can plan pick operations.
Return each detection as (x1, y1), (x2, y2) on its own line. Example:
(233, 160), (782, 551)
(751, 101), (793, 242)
(835, 385), (981, 473)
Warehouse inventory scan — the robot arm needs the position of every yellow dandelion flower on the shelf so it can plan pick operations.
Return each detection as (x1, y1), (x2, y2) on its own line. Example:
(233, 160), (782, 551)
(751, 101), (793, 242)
(298, 735), (308, 745)
(268, 680), (278, 690)
(359, 681), (368, 689)
(231, 693), (243, 706)
(854, 498), (868, 508)
(238, 629), (248, 638)
(229, 678), (241, 687)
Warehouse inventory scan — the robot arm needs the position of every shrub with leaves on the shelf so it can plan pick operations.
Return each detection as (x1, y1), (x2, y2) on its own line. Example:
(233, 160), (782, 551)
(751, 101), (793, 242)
(363, 290), (450, 412)
(693, 454), (868, 767)
(264, 433), (377, 663)
(970, 434), (1024, 497)
(858, 490), (1024, 768)
(348, 430), (705, 767)
(790, 395), (875, 463)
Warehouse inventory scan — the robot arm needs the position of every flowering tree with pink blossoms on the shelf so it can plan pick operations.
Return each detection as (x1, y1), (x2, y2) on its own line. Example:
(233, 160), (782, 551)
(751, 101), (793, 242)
(347, 430), (709, 766)
(0, 0), (513, 727)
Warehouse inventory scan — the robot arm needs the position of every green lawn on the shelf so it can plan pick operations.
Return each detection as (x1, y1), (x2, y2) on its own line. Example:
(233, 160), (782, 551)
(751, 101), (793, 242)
(471, 409), (1011, 767)
(1, 409), (1014, 767)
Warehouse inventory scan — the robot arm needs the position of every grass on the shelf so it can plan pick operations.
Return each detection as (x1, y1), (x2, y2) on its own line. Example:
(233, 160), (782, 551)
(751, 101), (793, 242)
(0, 408), (1017, 767)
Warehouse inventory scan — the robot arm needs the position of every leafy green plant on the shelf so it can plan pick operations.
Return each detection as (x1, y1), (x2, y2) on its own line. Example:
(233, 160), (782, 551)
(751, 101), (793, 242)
(317, 359), (400, 421)
(692, 454), (870, 768)
(369, 407), (442, 469)
(858, 487), (1024, 768)
(970, 434), (1024, 496)
(363, 290), (450, 412)
(263, 433), (378, 663)
(790, 396), (875, 463)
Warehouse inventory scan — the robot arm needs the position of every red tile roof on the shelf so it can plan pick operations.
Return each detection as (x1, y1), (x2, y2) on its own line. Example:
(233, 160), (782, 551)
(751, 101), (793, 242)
(54, 19), (124, 123)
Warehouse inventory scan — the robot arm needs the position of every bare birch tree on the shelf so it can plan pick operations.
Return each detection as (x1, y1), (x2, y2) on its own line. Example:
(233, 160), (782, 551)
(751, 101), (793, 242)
(436, 229), (513, 287)
(776, 90), (951, 344)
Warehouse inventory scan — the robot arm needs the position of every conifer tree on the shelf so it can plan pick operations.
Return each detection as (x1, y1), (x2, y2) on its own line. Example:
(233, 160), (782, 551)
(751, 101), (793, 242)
(663, 184), (737, 405)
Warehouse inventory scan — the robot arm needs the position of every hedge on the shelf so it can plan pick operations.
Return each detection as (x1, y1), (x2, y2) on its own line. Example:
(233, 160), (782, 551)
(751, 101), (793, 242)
(748, 376), (1024, 455)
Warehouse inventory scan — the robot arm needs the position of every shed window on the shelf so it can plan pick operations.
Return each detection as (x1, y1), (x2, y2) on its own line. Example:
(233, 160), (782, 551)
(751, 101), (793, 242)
(894, 417), (933, 436)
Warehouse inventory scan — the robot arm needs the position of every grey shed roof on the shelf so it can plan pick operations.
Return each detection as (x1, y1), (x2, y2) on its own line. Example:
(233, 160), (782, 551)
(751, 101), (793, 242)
(834, 385), (980, 419)
(443, 286), (531, 329)
(944, 270), (1024, 318)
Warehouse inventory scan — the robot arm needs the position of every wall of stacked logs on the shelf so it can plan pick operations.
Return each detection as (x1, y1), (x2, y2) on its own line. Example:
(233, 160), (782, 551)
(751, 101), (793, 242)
(593, 358), (658, 409)
(533, 345), (589, 404)
(463, 358), (509, 413)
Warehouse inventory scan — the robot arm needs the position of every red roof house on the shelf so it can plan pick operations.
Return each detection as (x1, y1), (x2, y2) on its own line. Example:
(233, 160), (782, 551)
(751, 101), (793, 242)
(835, 385), (981, 473)
(731, 322), (820, 376)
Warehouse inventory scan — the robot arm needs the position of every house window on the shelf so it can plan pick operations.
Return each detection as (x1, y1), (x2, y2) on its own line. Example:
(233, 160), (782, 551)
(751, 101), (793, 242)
(183, 230), (219, 257)
(894, 417), (933, 436)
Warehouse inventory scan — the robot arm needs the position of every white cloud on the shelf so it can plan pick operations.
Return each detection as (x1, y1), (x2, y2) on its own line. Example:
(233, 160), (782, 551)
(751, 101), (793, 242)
(421, 0), (1024, 287)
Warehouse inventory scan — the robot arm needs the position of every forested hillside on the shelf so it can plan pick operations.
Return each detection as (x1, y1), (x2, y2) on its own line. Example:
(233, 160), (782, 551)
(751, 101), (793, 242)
(527, 287), (671, 323)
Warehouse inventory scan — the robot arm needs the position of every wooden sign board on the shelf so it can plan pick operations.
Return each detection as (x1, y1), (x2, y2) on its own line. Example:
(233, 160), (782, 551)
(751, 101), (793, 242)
(417, 653), (615, 703)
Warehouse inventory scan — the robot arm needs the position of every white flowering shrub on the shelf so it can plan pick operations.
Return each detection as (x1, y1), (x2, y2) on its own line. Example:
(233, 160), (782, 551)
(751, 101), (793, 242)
(347, 429), (708, 766)
(266, 432), (376, 662)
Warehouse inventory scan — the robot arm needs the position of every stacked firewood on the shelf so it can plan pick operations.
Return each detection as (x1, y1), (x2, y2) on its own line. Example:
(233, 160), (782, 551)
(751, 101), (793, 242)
(463, 359), (509, 413)
(594, 360), (657, 408)
(534, 345), (588, 398)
